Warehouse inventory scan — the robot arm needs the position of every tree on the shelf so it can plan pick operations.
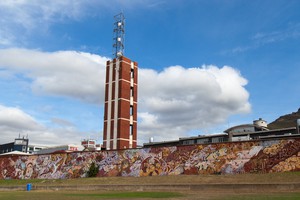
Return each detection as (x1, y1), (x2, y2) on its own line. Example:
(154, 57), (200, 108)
(86, 162), (99, 177)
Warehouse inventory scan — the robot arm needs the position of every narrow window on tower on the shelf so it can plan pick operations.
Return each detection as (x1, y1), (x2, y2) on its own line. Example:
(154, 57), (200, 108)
(130, 68), (134, 78)
(130, 105), (133, 116)
(129, 125), (133, 135)
(130, 68), (134, 88)
(130, 87), (134, 97)
(130, 69), (134, 78)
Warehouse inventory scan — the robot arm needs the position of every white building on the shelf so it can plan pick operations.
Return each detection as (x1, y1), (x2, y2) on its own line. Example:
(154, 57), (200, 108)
(81, 139), (101, 151)
(27, 144), (48, 154)
(34, 144), (84, 155)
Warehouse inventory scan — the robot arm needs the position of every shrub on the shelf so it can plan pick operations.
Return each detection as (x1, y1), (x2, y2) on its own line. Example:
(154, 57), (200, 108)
(86, 162), (99, 177)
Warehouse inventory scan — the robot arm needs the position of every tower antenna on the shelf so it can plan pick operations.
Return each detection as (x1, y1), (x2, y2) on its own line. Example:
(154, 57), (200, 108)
(113, 12), (125, 58)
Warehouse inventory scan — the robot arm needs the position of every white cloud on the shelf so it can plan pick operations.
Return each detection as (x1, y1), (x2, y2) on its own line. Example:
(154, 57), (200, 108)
(0, 0), (90, 28)
(252, 23), (300, 45)
(0, 48), (108, 103)
(228, 23), (300, 54)
(138, 65), (250, 143)
(0, 0), (94, 46)
(0, 104), (92, 146)
(0, 48), (251, 145)
(51, 118), (76, 128)
(0, 105), (42, 131)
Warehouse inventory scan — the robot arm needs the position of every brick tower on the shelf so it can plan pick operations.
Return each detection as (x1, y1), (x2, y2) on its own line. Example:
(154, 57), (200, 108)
(103, 13), (137, 150)
(103, 57), (138, 150)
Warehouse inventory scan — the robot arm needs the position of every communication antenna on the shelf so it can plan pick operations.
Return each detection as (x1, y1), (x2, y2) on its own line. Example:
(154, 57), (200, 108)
(113, 12), (125, 58)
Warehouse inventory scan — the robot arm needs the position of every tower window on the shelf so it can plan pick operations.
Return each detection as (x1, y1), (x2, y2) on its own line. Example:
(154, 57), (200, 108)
(130, 106), (133, 115)
(130, 87), (134, 97)
(129, 125), (133, 135)
(130, 68), (134, 78)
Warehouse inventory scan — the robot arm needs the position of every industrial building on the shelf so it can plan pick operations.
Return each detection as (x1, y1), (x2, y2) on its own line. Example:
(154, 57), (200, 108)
(1, 139), (99, 155)
(144, 118), (300, 148)
(27, 144), (48, 154)
(33, 144), (83, 155)
(225, 118), (298, 142)
(0, 137), (29, 154)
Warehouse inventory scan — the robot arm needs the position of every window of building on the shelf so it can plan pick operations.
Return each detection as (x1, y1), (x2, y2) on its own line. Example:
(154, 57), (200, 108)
(197, 138), (209, 144)
(130, 106), (133, 116)
(129, 125), (133, 135)
(211, 137), (227, 143)
(183, 140), (195, 145)
(130, 87), (134, 97)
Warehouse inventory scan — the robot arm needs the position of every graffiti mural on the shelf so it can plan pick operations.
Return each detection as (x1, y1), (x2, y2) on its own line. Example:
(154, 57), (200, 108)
(0, 139), (299, 179)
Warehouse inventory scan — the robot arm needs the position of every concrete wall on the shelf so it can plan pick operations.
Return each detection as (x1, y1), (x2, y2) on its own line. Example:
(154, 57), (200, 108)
(0, 138), (299, 179)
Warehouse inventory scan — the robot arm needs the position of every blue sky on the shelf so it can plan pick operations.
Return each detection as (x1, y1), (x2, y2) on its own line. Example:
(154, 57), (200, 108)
(0, 0), (299, 146)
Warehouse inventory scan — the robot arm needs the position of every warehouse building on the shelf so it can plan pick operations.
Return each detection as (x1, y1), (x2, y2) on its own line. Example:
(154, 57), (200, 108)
(144, 118), (300, 147)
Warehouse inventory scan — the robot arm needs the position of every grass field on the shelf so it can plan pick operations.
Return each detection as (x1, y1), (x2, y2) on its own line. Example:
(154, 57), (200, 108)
(0, 172), (299, 199)
(1, 172), (300, 186)
(0, 191), (299, 200)
(220, 192), (300, 200)
(0, 191), (184, 200)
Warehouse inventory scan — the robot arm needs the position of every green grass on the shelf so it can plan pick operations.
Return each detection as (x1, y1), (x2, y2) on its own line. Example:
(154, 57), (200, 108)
(1, 173), (300, 200)
(0, 191), (299, 200)
(0, 179), (44, 186)
(219, 192), (300, 200)
(1, 172), (300, 187)
(0, 191), (184, 200)
(67, 191), (184, 198)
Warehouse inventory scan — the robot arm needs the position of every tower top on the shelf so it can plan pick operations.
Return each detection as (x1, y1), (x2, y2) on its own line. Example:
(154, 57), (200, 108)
(113, 12), (125, 58)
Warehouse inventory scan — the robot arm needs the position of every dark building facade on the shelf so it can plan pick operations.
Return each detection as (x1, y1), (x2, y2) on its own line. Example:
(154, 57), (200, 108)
(0, 137), (29, 154)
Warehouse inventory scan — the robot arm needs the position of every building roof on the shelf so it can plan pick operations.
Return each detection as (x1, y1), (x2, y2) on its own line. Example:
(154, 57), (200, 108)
(224, 124), (269, 133)
(143, 140), (179, 147)
(179, 133), (228, 141)
(230, 127), (297, 137)
(0, 151), (30, 156)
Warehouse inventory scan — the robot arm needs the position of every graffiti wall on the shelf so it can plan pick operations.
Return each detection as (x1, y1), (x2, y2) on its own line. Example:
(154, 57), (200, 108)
(0, 138), (299, 179)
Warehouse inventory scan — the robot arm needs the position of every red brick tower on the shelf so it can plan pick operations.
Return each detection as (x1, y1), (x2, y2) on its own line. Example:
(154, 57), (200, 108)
(103, 56), (138, 150)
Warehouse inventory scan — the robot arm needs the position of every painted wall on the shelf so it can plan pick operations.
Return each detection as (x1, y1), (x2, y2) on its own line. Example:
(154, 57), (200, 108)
(0, 138), (299, 179)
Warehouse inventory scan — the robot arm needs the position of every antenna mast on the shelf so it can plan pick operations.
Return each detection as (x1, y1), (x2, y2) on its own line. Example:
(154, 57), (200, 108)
(113, 12), (125, 58)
